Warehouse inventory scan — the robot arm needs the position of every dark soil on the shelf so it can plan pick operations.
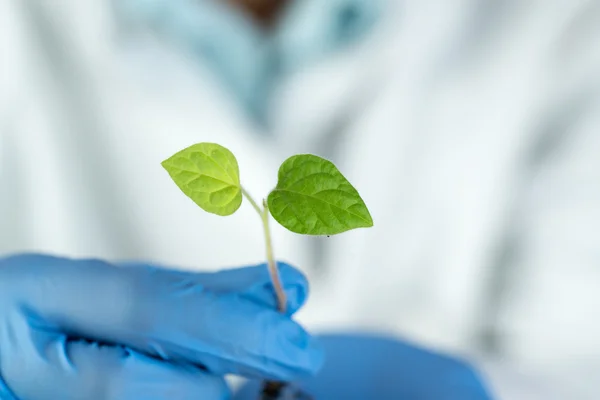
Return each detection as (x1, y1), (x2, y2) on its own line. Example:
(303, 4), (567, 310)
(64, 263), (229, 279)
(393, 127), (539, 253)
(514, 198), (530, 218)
(259, 381), (313, 400)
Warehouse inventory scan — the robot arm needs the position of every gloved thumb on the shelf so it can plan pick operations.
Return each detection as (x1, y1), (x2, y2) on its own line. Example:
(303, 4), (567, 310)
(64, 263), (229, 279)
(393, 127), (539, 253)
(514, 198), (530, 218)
(2, 333), (229, 400)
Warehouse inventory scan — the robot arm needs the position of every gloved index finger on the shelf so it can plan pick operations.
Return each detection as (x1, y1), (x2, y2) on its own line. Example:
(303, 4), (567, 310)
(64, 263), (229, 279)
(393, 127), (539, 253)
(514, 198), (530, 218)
(118, 261), (309, 315)
(0, 254), (323, 381)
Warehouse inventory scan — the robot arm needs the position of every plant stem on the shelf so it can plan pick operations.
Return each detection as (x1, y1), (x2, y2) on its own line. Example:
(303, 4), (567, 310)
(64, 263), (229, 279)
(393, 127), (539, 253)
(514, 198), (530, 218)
(241, 187), (287, 313)
(241, 187), (263, 216)
(261, 199), (287, 313)
(241, 189), (290, 399)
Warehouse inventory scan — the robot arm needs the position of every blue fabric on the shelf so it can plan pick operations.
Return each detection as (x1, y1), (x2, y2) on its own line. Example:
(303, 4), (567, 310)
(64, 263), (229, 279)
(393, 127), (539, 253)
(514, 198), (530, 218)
(234, 333), (494, 399)
(275, 0), (383, 71)
(116, 0), (382, 121)
(0, 254), (322, 399)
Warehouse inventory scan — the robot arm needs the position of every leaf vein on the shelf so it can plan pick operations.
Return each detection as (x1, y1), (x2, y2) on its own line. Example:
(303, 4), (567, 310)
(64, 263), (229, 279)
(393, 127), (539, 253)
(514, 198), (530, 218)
(273, 189), (371, 224)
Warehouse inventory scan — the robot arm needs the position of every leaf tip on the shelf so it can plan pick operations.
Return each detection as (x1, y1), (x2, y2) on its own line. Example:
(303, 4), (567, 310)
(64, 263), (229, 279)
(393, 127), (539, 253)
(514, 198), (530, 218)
(160, 156), (173, 171)
(362, 212), (374, 229)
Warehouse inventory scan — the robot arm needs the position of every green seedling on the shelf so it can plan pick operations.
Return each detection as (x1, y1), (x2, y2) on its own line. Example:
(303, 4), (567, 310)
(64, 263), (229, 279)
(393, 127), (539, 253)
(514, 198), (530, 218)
(161, 142), (373, 398)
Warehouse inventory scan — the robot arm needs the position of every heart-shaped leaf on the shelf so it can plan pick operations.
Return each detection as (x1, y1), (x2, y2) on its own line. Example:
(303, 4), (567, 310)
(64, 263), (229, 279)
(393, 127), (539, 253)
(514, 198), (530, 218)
(161, 143), (242, 216)
(267, 154), (373, 235)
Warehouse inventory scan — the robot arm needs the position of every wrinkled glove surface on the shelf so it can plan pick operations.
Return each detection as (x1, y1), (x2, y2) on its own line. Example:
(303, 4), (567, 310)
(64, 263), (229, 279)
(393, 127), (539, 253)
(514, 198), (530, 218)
(0, 254), (322, 400)
(235, 333), (494, 399)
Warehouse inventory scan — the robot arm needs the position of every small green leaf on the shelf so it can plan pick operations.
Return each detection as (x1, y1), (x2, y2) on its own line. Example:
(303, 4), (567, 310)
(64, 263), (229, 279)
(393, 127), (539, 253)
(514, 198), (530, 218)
(267, 154), (373, 235)
(161, 143), (242, 216)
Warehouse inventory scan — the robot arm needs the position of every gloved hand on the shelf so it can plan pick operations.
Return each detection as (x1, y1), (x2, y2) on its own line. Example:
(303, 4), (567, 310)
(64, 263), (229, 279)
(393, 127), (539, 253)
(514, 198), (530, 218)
(234, 334), (493, 399)
(0, 254), (322, 400)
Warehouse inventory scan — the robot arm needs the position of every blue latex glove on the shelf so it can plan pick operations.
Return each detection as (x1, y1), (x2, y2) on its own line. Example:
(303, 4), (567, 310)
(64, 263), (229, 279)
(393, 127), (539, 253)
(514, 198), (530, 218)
(0, 254), (323, 399)
(234, 334), (494, 399)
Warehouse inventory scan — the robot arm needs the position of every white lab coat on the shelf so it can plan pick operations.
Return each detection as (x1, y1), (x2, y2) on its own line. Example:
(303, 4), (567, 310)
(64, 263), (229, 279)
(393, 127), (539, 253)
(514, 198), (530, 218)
(1, 1), (600, 399)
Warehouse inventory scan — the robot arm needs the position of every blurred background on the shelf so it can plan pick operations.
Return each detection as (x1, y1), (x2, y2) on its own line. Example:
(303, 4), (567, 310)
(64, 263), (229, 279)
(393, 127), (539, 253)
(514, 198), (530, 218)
(1, 0), (600, 398)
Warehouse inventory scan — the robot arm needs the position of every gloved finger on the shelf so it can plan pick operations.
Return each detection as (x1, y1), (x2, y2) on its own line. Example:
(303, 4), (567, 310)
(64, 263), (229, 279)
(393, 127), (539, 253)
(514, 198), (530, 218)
(0, 377), (17, 400)
(2, 328), (228, 400)
(234, 334), (494, 400)
(118, 261), (309, 315)
(0, 254), (323, 381)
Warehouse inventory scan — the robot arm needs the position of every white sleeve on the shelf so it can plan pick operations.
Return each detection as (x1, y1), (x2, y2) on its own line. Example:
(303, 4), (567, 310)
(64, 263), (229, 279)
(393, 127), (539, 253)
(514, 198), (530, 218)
(0, 1), (24, 126)
(0, 1), (31, 251)
(494, 5), (600, 397)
